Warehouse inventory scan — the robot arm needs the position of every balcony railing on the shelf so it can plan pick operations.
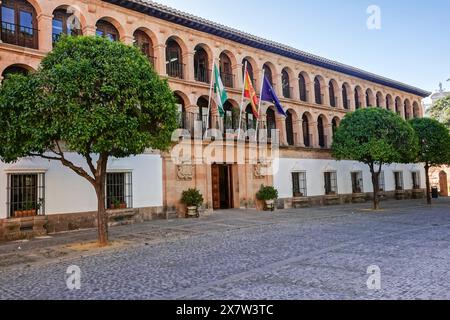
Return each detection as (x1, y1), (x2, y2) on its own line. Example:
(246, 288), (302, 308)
(167, 61), (185, 79)
(221, 72), (234, 88)
(1, 21), (38, 49)
(194, 68), (210, 83)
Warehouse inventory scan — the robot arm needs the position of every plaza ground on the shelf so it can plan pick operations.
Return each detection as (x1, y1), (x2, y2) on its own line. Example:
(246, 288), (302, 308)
(0, 198), (449, 300)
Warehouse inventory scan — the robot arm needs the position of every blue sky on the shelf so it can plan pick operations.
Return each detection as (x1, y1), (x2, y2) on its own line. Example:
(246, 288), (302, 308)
(157, 0), (450, 96)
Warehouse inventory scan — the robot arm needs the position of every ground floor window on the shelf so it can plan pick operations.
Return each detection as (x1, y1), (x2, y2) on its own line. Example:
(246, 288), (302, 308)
(351, 171), (363, 194)
(411, 171), (421, 189)
(292, 171), (307, 197)
(394, 171), (404, 191)
(106, 172), (133, 209)
(324, 171), (338, 195)
(7, 173), (45, 218)
(378, 171), (385, 192)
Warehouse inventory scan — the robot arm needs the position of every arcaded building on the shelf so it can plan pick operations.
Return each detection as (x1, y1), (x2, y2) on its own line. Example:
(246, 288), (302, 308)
(0, 0), (430, 239)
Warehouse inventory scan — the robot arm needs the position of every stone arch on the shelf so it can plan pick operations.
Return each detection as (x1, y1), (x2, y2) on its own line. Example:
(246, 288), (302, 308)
(365, 88), (375, 107)
(317, 114), (328, 148)
(193, 43), (213, 83)
(301, 111), (313, 147)
(354, 85), (364, 109)
(95, 16), (124, 41)
(219, 50), (237, 88)
(395, 96), (403, 116)
(314, 75), (326, 105)
(1, 64), (35, 78)
(342, 82), (351, 110)
(404, 99), (412, 119)
(285, 108), (299, 146)
(52, 5), (85, 39)
(165, 36), (187, 79)
(281, 67), (294, 99)
(376, 91), (384, 108)
(262, 62), (276, 86)
(386, 94), (394, 111)
(242, 56), (257, 85)
(328, 79), (339, 108)
(298, 71), (311, 102)
(413, 101), (421, 118)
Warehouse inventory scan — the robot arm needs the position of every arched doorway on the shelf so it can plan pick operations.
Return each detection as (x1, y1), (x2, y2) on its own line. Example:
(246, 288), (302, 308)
(302, 114), (311, 147)
(266, 108), (276, 139)
(285, 110), (294, 146)
(439, 171), (448, 196)
(96, 19), (119, 41)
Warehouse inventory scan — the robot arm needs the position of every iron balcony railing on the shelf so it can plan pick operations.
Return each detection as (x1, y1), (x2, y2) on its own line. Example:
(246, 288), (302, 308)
(194, 68), (211, 83)
(167, 61), (185, 79)
(221, 72), (234, 88)
(1, 21), (38, 49)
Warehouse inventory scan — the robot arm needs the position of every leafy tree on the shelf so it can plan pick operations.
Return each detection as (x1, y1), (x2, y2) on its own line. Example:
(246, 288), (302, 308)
(428, 95), (450, 129)
(332, 108), (418, 210)
(0, 36), (178, 246)
(409, 118), (450, 204)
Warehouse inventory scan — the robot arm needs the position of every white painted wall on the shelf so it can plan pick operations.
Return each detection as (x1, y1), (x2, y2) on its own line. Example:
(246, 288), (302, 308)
(0, 153), (163, 219)
(274, 158), (426, 199)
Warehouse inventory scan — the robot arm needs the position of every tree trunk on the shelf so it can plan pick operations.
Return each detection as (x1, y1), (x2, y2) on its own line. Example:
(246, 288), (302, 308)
(95, 180), (108, 247)
(371, 171), (380, 210)
(94, 154), (109, 247)
(425, 163), (431, 205)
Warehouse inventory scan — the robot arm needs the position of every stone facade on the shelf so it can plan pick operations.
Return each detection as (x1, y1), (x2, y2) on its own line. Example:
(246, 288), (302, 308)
(0, 0), (431, 240)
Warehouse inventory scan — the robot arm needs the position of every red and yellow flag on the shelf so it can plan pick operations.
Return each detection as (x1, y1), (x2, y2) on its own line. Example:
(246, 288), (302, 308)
(243, 70), (259, 119)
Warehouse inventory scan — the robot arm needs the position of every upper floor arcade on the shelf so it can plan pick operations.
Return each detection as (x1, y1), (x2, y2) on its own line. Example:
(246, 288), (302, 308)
(0, 0), (428, 121)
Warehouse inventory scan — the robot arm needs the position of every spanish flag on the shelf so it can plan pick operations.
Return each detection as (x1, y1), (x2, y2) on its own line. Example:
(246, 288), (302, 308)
(243, 70), (259, 119)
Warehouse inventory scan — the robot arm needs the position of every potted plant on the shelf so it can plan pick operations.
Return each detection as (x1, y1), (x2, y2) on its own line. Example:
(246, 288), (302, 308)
(256, 185), (278, 211)
(14, 201), (38, 218)
(181, 188), (203, 218)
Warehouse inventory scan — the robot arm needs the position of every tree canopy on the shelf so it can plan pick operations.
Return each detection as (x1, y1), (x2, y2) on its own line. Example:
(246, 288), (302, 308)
(0, 35), (178, 163)
(332, 108), (418, 210)
(428, 95), (450, 129)
(332, 108), (418, 166)
(0, 36), (179, 245)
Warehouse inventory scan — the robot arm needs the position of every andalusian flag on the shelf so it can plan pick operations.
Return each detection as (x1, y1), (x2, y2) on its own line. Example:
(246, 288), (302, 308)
(214, 64), (228, 117)
(243, 70), (259, 118)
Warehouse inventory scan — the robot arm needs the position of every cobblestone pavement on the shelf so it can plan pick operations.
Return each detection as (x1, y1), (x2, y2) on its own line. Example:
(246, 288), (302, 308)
(0, 198), (449, 300)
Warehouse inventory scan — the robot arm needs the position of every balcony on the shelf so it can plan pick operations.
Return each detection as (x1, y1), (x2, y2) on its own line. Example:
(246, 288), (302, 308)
(1, 21), (38, 49)
(194, 68), (210, 84)
(167, 61), (185, 79)
(221, 72), (234, 88)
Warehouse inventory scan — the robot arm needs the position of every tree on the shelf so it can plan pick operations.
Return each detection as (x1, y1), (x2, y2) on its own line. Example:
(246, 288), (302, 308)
(428, 95), (450, 129)
(0, 36), (178, 246)
(332, 108), (418, 210)
(409, 118), (450, 204)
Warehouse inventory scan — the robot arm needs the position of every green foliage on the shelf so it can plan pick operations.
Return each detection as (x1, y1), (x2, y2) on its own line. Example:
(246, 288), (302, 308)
(331, 108), (418, 167)
(409, 117), (450, 166)
(181, 188), (204, 207)
(0, 36), (178, 163)
(428, 96), (450, 129)
(256, 185), (279, 201)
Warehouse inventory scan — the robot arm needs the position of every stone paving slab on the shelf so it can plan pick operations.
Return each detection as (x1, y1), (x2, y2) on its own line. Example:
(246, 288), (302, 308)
(0, 198), (449, 299)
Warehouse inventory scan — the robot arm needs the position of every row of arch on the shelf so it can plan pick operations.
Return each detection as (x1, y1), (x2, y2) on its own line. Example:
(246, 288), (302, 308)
(174, 92), (341, 149)
(1, 1), (423, 120)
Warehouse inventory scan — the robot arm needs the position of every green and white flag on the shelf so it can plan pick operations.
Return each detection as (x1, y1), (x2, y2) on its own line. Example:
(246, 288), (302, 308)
(213, 64), (228, 117)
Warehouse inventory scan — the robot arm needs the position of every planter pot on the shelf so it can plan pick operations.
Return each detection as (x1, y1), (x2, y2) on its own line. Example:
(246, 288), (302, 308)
(264, 199), (275, 212)
(186, 206), (199, 218)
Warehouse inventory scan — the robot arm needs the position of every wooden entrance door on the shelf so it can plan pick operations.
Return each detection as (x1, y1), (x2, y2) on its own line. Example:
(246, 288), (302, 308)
(211, 164), (233, 209)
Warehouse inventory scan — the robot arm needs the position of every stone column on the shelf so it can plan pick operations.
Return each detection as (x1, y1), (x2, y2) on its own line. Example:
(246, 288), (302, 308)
(233, 63), (243, 88)
(120, 34), (135, 45)
(183, 51), (195, 81)
(83, 25), (97, 37)
(37, 13), (53, 53)
(154, 44), (167, 76)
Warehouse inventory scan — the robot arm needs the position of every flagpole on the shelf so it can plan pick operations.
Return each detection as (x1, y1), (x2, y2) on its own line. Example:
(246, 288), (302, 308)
(237, 61), (248, 140)
(205, 56), (215, 139)
(255, 68), (266, 142)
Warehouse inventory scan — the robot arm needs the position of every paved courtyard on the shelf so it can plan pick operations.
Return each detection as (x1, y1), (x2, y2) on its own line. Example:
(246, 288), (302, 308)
(0, 198), (449, 300)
